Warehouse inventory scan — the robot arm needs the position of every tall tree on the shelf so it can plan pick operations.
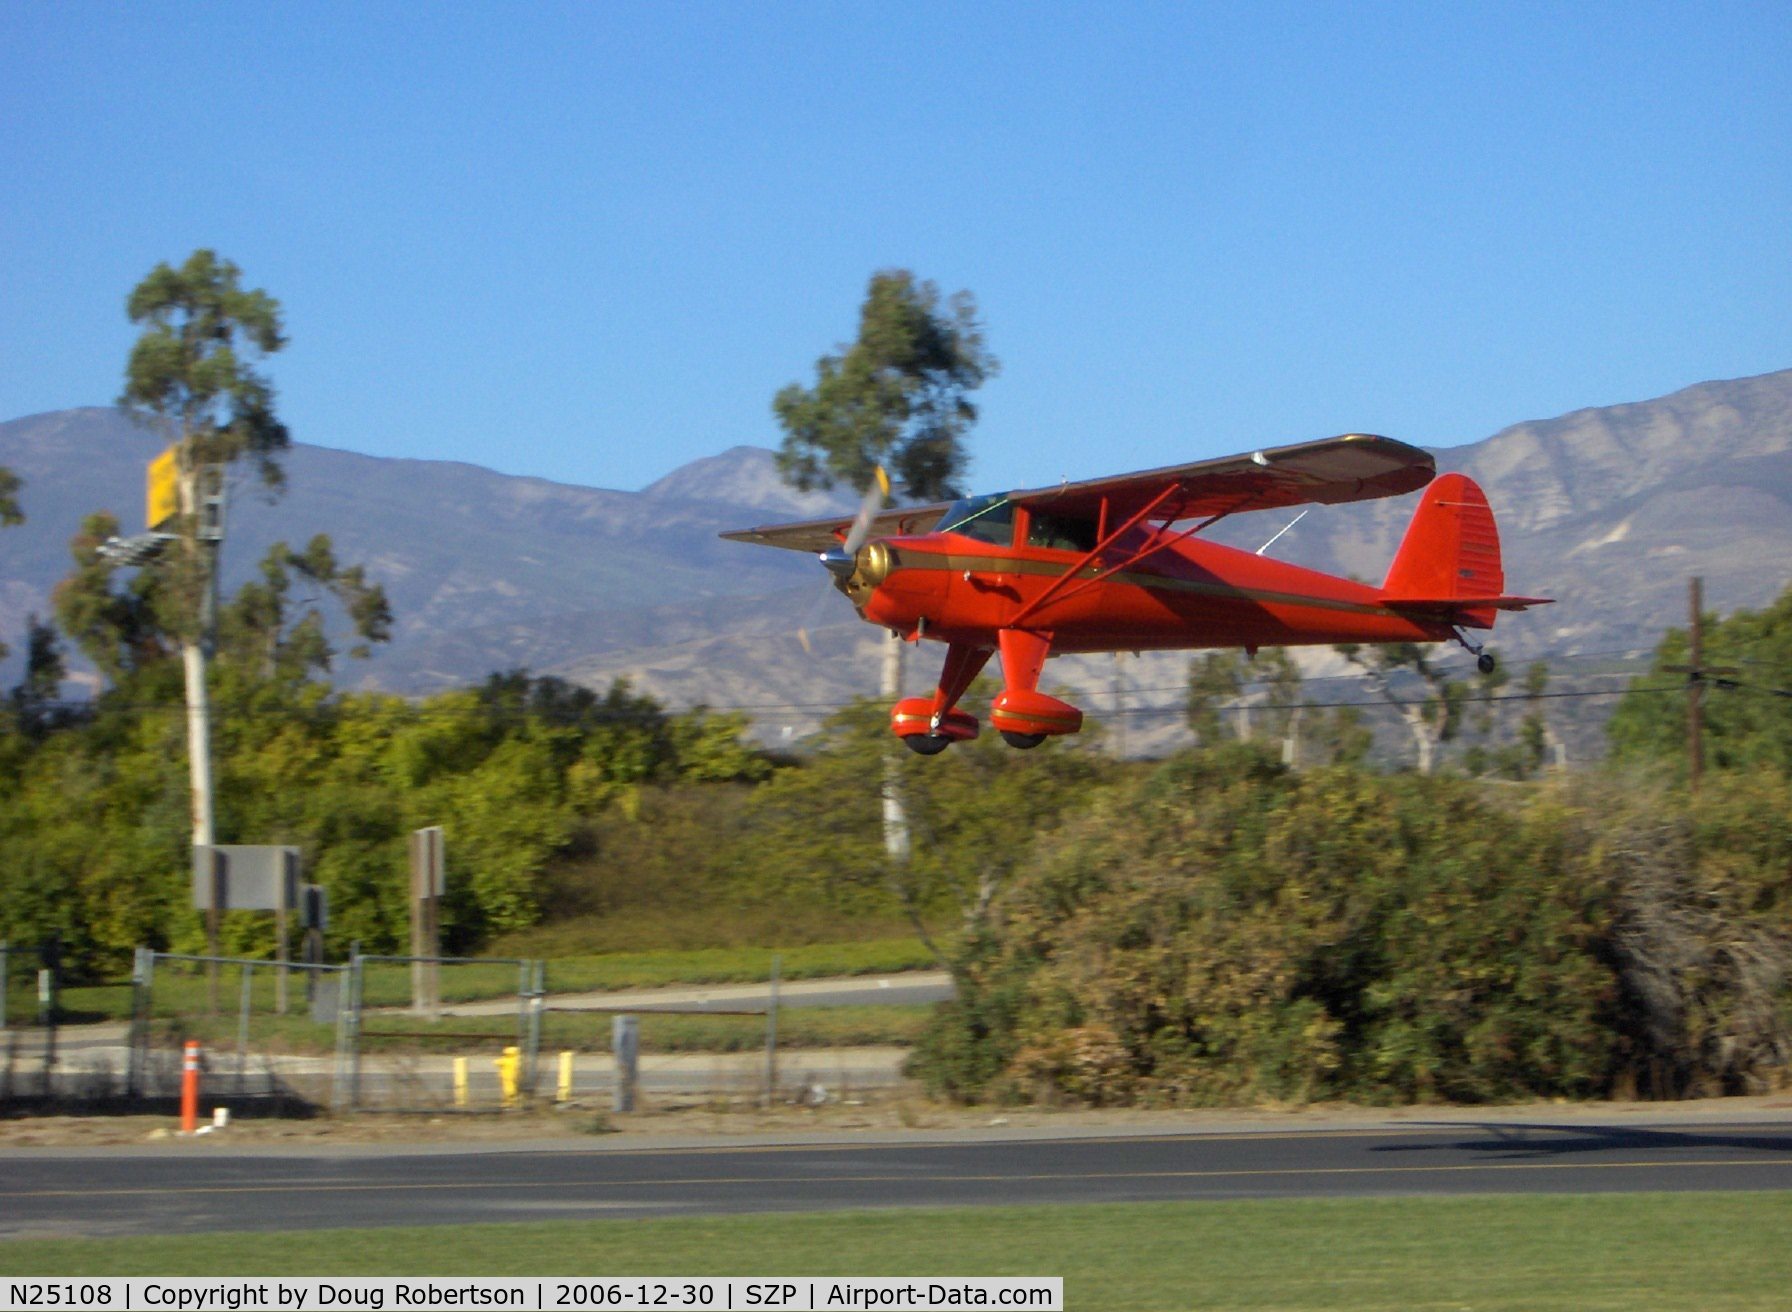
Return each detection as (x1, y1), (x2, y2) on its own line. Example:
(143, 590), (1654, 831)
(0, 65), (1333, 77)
(6, 617), (68, 738)
(0, 466), (20, 527)
(1335, 642), (1470, 776)
(54, 511), (179, 684)
(1186, 650), (1247, 746)
(116, 250), (289, 850)
(1186, 649), (1305, 762)
(1608, 582), (1792, 779)
(220, 535), (392, 682)
(0, 466), (18, 663)
(122, 250), (290, 487)
(773, 269), (997, 504)
(771, 269), (999, 858)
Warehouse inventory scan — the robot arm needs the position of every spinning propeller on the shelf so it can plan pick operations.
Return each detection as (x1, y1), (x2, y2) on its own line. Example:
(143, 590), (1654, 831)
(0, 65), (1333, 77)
(797, 465), (891, 655)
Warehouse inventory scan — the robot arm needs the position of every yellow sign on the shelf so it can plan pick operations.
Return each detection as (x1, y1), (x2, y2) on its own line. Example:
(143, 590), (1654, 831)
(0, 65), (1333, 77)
(147, 445), (180, 529)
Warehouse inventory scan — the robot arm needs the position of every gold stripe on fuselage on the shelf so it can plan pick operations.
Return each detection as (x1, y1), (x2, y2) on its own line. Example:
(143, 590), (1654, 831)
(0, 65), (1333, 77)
(890, 548), (1395, 619)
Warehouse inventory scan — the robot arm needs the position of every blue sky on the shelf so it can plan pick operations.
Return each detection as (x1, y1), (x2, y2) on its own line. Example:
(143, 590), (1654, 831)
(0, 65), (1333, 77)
(3, 1), (1788, 497)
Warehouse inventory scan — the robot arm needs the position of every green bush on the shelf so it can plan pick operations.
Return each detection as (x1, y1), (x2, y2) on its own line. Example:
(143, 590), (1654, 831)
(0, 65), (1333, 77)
(911, 747), (1792, 1106)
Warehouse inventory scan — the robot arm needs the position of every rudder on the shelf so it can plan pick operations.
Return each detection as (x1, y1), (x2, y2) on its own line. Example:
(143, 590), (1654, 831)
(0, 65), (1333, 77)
(1381, 473), (1504, 628)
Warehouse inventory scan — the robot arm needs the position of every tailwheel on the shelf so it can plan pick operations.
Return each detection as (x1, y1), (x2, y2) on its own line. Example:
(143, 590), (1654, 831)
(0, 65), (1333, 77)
(903, 733), (954, 756)
(999, 731), (1047, 750)
(1453, 627), (1497, 677)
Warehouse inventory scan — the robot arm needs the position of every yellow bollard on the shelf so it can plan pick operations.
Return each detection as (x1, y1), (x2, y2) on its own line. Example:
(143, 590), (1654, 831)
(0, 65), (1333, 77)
(494, 1046), (521, 1108)
(557, 1050), (574, 1103)
(453, 1056), (469, 1109)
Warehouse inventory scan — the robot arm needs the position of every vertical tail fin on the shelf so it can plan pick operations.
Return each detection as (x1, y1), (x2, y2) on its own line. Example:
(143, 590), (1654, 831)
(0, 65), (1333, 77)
(1381, 473), (1505, 629)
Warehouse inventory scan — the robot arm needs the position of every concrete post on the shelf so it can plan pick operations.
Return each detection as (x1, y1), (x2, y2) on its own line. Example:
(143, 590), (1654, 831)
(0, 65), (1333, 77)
(613, 1014), (639, 1114)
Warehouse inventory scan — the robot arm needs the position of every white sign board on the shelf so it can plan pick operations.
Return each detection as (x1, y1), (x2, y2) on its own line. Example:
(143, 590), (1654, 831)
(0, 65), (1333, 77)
(192, 845), (301, 911)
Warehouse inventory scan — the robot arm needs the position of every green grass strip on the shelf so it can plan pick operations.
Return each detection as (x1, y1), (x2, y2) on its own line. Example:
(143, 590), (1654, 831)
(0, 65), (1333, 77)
(528, 938), (939, 994)
(2, 1192), (1788, 1310)
(58, 937), (940, 1023)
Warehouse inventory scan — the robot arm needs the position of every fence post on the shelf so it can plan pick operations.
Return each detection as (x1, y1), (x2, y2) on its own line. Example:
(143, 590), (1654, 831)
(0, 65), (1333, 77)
(763, 953), (781, 1107)
(337, 951), (364, 1112)
(524, 960), (545, 1100)
(236, 962), (254, 1093)
(613, 1014), (638, 1114)
(128, 947), (155, 1098)
(37, 968), (57, 1098)
(351, 952), (365, 1111)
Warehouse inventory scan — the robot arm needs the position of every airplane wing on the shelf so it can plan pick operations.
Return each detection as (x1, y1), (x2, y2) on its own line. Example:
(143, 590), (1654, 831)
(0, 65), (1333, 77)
(719, 502), (951, 554)
(719, 435), (1433, 551)
(1007, 433), (1434, 524)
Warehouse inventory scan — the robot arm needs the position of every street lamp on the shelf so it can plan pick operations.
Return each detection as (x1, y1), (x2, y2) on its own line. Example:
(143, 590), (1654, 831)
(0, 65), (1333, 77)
(96, 531), (177, 567)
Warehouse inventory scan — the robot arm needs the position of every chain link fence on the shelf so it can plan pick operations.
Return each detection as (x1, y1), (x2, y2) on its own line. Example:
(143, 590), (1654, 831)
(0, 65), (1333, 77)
(126, 949), (350, 1112)
(337, 954), (542, 1112)
(4, 947), (891, 1116)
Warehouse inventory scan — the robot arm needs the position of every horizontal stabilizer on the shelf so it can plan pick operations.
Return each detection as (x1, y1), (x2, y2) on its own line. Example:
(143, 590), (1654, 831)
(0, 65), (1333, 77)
(1385, 595), (1554, 615)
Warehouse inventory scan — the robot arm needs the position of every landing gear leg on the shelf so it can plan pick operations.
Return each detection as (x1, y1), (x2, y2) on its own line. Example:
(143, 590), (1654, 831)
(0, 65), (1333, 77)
(929, 643), (993, 731)
(891, 643), (992, 753)
(1453, 628), (1497, 676)
(990, 630), (1085, 745)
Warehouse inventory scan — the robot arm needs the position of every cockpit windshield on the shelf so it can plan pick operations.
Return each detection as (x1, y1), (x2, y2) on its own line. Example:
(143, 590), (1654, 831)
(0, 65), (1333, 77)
(937, 494), (1015, 546)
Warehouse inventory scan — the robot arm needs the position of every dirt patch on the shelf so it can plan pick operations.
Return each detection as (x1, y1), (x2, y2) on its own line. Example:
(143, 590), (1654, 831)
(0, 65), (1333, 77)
(0, 1091), (1089, 1147)
(0, 1091), (1329, 1147)
(5, 1090), (1791, 1149)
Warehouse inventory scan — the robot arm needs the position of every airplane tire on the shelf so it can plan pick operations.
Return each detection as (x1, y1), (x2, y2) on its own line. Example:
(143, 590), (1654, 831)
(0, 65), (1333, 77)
(1000, 731), (1047, 750)
(903, 733), (954, 756)
(1477, 653), (1496, 675)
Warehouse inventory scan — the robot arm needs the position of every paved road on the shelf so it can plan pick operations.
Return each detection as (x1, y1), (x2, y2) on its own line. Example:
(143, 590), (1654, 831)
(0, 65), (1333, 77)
(4, 1114), (1789, 1238)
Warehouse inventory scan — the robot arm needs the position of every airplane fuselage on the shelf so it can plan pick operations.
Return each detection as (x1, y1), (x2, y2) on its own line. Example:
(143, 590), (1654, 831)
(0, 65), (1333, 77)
(722, 436), (1540, 750)
(857, 528), (1455, 655)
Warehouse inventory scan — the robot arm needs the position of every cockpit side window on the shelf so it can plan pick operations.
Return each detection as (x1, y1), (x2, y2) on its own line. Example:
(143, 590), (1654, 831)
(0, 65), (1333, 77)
(938, 495), (1015, 546)
(1027, 510), (1099, 553)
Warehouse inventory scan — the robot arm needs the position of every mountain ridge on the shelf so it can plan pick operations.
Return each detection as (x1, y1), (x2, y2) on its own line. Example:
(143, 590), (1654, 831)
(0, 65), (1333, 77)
(4, 369), (1790, 745)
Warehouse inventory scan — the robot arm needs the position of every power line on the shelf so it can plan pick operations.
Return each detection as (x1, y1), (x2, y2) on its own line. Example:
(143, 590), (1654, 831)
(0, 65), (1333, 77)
(1101, 683), (1691, 721)
(11, 637), (1773, 727)
(19, 678), (1710, 726)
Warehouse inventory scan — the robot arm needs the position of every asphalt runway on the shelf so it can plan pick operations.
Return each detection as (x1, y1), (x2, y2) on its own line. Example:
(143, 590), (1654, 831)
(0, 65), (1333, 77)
(4, 1116), (1790, 1238)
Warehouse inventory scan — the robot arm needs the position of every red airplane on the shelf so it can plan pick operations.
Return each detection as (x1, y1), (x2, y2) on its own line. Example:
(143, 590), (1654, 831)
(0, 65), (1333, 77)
(723, 435), (1549, 753)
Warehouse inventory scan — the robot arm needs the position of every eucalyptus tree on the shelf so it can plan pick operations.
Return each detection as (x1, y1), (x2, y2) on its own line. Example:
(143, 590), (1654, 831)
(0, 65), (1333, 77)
(771, 269), (998, 857)
(774, 269), (997, 504)
(1609, 582), (1792, 779)
(0, 466), (18, 663)
(0, 466), (19, 526)
(111, 249), (290, 849)
(1335, 641), (1470, 776)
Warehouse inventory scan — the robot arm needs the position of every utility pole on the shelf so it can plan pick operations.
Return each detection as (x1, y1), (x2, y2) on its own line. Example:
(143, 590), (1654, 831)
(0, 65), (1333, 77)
(180, 459), (223, 848)
(116, 250), (288, 1004)
(1687, 576), (1705, 791)
(181, 457), (226, 975)
(1664, 576), (1737, 792)
(881, 633), (910, 861)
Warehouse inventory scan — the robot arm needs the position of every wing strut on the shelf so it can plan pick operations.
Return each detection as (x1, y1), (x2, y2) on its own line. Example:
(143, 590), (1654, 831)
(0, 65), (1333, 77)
(1007, 481), (1183, 627)
(1007, 488), (1252, 628)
